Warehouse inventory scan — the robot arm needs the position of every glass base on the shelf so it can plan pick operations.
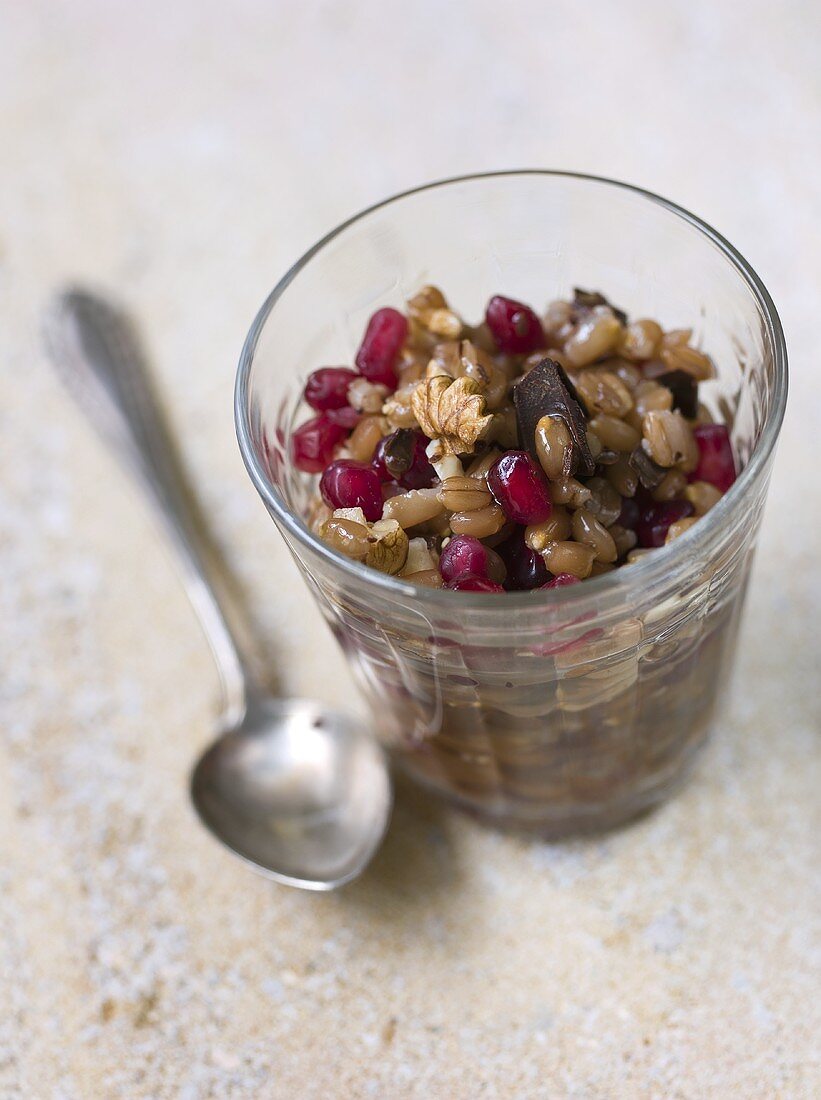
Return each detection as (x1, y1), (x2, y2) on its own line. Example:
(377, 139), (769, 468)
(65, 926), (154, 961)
(392, 730), (708, 838)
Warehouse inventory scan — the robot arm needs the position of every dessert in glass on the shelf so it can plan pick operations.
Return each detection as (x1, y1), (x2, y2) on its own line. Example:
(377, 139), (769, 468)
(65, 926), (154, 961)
(235, 172), (787, 834)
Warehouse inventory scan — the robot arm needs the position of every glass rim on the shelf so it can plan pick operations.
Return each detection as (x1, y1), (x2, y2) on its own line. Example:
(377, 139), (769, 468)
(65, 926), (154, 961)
(235, 169), (788, 612)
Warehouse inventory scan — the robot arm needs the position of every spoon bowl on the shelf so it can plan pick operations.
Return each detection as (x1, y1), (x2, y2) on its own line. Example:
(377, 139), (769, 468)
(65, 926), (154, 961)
(191, 698), (391, 889)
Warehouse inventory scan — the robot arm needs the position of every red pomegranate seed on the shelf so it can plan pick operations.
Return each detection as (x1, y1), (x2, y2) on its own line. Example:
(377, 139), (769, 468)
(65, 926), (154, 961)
(291, 414), (347, 473)
(439, 535), (506, 585)
(355, 307), (408, 389)
(497, 529), (549, 590)
(691, 424), (736, 493)
(485, 295), (544, 354)
(304, 367), (358, 411)
(319, 460), (383, 521)
(325, 405), (360, 430)
(542, 573), (580, 589)
(488, 451), (553, 525)
(636, 499), (694, 548)
(445, 574), (505, 593)
(372, 429), (436, 489)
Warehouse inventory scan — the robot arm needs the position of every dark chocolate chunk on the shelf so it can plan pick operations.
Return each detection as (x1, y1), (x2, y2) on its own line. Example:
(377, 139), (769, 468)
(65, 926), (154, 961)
(629, 446), (666, 489)
(513, 357), (595, 477)
(573, 287), (628, 327)
(380, 428), (416, 479)
(655, 369), (698, 420)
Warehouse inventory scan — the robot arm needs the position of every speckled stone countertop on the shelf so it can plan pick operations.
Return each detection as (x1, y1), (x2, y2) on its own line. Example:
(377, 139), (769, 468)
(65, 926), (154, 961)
(2, 2), (819, 1096)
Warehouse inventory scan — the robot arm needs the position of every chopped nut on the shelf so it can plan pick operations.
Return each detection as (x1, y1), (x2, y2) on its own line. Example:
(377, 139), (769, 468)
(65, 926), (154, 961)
(383, 383), (420, 429)
(407, 285), (447, 319)
(461, 341), (509, 409)
(426, 308), (463, 339)
(426, 443), (464, 481)
(333, 507), (368, 525)
(365, 519), (409, 574)
(347, 377), (389, 413)
(399, 536), (437, 576)
(407, 286), (464, 340)
(486, 406), (519, 449)
(411, 374), (493, 455)
(407, 286), (464, 338)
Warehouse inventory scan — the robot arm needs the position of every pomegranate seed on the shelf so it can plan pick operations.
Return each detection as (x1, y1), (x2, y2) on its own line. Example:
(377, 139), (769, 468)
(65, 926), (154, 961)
(488, 451), (553, 525)
(304, 367), (358, 411)
(291, 414), (347, 473)
(636, 499), (694, 548)
(372, 429), (436, 489)
(355, 307), (408, 389)
(691, 424), (736, 493)
(542, 573), (580, 589)
(319, 460), (383, 521)
(617, 496), (640, 531)
(497, 529), (549, 591)
(445, 574), (505, 593)
(326, 405), (360, 429)
(439, 535), (506, 585)
(485, 295), (544, 354)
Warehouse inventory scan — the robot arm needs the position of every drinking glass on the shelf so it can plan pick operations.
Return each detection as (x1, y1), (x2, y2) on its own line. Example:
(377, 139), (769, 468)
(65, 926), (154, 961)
(235, 172), (787, 834)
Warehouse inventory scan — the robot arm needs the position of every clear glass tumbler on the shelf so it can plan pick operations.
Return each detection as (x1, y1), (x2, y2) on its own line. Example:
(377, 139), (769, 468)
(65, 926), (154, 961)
(235, 172), (787, 835)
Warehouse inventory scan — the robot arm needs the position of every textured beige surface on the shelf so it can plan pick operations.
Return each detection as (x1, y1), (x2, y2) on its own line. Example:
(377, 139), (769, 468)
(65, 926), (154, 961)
(2, 2), (820, 1097)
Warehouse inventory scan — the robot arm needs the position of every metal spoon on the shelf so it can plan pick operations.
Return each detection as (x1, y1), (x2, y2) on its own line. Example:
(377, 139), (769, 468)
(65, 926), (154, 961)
(43, 289), (391, 890)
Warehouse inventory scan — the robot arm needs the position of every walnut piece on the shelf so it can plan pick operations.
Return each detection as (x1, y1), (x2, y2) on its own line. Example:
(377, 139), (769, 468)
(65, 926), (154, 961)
(410, 374), (493, 456)
(365, 519), (409, 575)
(383, 383), (419, 429)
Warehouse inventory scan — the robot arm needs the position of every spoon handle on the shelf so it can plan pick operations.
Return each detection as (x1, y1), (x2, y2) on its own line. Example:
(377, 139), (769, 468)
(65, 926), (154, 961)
(43, 288), (257, 727)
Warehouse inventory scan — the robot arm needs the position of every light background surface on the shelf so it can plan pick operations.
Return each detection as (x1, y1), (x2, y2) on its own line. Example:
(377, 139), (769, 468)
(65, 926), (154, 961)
(1, 1), (819, 1096)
